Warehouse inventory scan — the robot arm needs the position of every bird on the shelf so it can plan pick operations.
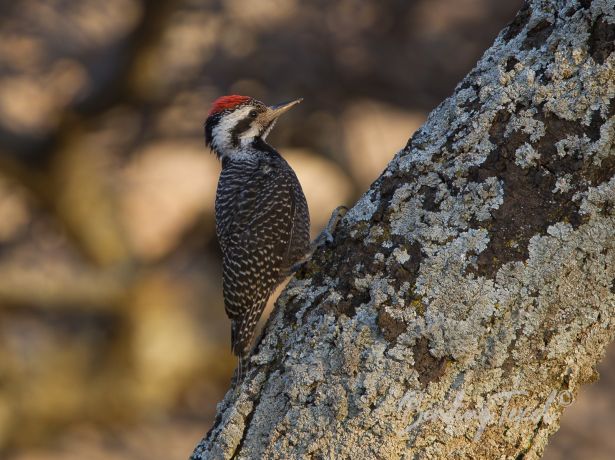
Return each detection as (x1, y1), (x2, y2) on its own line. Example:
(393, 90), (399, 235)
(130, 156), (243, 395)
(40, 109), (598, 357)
(204, 95), (346, 385)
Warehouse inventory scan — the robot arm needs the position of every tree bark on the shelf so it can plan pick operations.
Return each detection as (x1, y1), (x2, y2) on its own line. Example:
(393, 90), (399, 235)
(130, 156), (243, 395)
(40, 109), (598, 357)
(192, 1), (615, 458)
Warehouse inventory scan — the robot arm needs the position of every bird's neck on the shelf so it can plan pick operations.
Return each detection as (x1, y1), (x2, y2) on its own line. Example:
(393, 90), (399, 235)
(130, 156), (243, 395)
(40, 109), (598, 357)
(217, 137), (282, 165)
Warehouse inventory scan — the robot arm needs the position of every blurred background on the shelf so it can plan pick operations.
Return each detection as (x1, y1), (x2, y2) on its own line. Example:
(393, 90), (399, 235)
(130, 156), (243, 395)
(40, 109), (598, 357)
(0, 0), (613, 459)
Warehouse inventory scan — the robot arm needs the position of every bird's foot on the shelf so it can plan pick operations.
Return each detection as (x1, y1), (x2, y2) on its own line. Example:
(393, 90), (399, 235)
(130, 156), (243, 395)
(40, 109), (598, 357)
(311, 205), (348, 250)
(289, 205), (348, 274)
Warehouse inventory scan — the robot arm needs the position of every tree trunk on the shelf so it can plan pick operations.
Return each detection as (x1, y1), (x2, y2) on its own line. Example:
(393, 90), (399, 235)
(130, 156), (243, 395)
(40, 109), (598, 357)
(192, 1), (615, 458)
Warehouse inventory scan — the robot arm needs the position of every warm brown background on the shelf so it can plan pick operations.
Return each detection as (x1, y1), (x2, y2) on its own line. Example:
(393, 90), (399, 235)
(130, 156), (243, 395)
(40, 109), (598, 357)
(0, 1), (612, 458)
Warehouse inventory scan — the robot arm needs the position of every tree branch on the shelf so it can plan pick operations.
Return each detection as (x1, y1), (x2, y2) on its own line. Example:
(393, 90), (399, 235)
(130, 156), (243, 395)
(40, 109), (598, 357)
(193, 0), (615, 458)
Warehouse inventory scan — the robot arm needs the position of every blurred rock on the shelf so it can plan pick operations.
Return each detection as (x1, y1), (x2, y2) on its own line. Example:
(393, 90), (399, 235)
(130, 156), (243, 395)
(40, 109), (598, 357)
(0, 259), (126, 310)
(87, 106), (143, 155)
(0, 311), (108, 450)
(119, 141), (219, 260)
(284, 149), (354, 235)
(412, 0), (487, 36)
(51, 134), (131, 267)
(7, 419), (208, 460)
(224, 0), (298, 28)
(0, 176), (30, 243)
(0, 0), (142, 145)
(0, 60), (87, 136)
(342, 100), (425, 188)
(154, 88), (218, 138)
(0, 389), (10, 450)
(134, 9), (221, 97)
(127, 271), (228, 411)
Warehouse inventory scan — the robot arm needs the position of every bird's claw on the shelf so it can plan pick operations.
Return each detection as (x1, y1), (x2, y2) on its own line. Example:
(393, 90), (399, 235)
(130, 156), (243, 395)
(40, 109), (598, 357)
(314, 229), (333, 247)
(325, 206), (347, 236)
(311, 205), (348, 249)
(289, 206), (348, 275)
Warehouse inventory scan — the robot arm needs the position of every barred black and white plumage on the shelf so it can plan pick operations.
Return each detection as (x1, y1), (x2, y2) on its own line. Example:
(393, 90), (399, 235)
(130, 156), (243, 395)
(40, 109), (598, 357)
(205, 95), (310, 383)
(216, 146), (310, 365)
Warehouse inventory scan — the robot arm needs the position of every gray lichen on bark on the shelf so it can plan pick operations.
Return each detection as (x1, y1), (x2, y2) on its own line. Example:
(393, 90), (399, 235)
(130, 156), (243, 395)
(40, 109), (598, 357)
(192, 0), (615, 458)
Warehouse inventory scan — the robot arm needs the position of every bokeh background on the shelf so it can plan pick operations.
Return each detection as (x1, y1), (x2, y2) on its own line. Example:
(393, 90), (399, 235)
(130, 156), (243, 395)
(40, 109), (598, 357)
(0, 1), (613, 459)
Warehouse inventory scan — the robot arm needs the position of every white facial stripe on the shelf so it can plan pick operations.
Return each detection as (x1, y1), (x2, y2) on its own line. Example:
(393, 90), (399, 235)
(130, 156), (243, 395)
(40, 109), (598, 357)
(239, 123), (261, 145)
(211, 105), (254, 155)
(211, 105), (277, 159)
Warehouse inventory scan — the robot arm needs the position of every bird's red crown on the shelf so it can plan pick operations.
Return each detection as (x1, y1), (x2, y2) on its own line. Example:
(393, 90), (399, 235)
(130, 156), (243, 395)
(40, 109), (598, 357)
(208, 95), (252, 116)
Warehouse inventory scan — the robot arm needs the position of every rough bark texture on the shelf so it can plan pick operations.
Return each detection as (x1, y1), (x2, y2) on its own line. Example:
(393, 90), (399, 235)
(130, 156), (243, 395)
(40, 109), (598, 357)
(192, 1), (615, 458)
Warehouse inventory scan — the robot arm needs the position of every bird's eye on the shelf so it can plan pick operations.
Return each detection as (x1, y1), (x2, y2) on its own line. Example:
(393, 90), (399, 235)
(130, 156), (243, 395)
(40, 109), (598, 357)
(249, 110), (258, 118)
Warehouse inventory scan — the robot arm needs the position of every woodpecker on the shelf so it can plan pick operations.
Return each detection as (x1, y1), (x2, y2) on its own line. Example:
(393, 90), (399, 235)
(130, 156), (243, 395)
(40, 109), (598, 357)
(205, 95), (346, 384)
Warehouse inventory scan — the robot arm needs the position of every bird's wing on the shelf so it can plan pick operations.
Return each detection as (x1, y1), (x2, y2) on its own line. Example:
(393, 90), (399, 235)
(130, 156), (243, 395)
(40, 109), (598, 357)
(215, 164), (259, 252)
(217, 163), (296, 355)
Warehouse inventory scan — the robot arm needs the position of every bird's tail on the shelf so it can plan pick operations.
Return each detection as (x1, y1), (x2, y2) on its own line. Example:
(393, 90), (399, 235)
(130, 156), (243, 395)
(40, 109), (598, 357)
(236, 353), (247, 387)
(231, 319), (253, 387)
(230, 299), (269, 388)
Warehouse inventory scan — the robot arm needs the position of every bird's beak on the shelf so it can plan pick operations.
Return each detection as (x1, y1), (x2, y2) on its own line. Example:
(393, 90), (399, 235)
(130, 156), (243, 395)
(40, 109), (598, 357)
(266, 98), (303, 121)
